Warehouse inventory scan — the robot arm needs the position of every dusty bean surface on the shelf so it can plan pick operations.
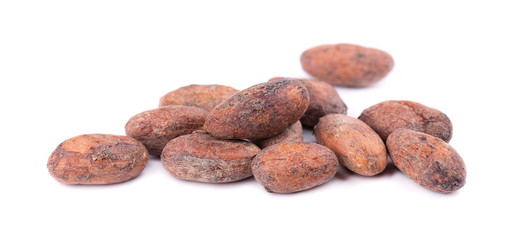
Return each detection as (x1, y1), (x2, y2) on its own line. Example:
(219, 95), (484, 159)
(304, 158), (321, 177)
(270, 77), (347, 127)
(251, 142), (339, 193)
(300, 43), (394, 87)
(159, 84), (239, 111)
(204, 79), (309, 140)
(161, 132), (261, 183)
(125, 105), (208, 156)
(358, 100), (452, 142)
(48, 134), (149, 184)
(387, 128), (466, 193)
(314, 114), (387, 176)
(255, 121), (303, 149)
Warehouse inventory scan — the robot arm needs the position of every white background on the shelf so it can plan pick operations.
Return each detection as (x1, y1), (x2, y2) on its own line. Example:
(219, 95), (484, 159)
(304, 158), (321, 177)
(1, 0), (519, 239)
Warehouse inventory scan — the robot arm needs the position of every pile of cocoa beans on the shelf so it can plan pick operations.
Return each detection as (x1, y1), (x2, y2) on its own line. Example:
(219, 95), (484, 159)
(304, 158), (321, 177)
(48, 43), (466, 194)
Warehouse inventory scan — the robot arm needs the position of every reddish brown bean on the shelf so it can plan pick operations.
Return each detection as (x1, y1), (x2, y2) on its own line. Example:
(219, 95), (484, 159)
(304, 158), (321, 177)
(387, 128), (466, 193)
(314, 114), (387, 176)
(270, 77), (347, 127)
(358, 100), (453, 142)
(47, 134), (149, 184)
(204, 79), (309, 140)
(161, 132), (261, 183)
(301, 43), (394, 87)
(159, 84), (239, 111)
(255, 121), (303, 149)
(125, 106), (208, 156)
(251, 142), (339, 193)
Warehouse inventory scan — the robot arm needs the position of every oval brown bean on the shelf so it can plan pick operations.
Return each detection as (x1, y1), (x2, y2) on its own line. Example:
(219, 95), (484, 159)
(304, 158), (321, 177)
(251, 142), (339, 193)
(159, 84), (239, 111)
(301, 43), (394, 87)
(314, 114), (387, 176)
(47, 134), (149, 184)
(358, 100), (453, 142)
(125, 105), (208, 156)
(204, 79), (309, 140)
(161, 132), (260, 183)
(386, 128), (466, 193)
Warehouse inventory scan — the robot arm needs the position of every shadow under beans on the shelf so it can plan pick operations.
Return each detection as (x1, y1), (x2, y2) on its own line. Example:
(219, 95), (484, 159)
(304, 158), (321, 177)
(54, 174), (143, 189)
(334, 158), (399, 181)
(373, 160), (398, 178)
(334, 166), (350, 181)
(162, 171), (259, 189)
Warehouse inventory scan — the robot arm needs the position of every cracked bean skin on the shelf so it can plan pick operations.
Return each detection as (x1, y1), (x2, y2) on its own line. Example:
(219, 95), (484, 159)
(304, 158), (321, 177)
(161, 132), (261, 183)
(159, 84), (239, 111)
(125, 105), (208, 156)
(314, 114), (387, 176)
(301, 43), (394, 88)
(47, 134), (149, 184)
(358, 100), (452, 142)
(386, 128), (466, 193)
(255, 121), (303, 149)
(251, 142), (339, 193)
(204, 79), (309, 140)
(270, 77), (347, 127)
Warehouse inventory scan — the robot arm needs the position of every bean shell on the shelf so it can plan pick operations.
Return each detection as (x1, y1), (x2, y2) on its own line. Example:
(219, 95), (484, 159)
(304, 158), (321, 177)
(251, 142), (339, 193)
(314, 114), (387, 176)
(47, 134), (149, 184)
(358, 100), (453, 142)
(204, 79), (309, 140)
(386, 128), (466, 193)
(161, 132), (261, 183)
(270, 77), (347, 127)
(125, 105), (208, 156)
(255, 121), (303, 149)
(159, 84), (239, 111)
(301, 43), (394, 87)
